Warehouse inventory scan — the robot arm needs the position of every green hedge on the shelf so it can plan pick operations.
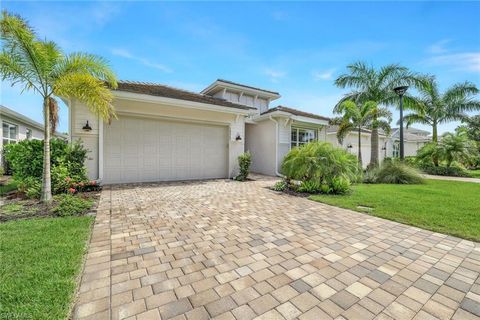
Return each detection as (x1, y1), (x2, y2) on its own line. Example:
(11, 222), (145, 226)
(3, 139), (89, 197)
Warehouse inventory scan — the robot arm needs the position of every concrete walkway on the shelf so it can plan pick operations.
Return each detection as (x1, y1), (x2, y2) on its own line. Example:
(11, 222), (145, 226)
(73, 178), (480, 320)
(423, 174), (480, 183)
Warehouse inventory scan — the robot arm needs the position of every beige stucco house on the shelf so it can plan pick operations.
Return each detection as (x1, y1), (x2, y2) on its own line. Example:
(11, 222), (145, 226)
(1, 105), (67, 167)
(67, 79), (329, 184)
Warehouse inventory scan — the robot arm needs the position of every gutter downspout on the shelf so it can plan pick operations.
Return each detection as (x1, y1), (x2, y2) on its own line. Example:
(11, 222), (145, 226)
(269, 116), (285, 178)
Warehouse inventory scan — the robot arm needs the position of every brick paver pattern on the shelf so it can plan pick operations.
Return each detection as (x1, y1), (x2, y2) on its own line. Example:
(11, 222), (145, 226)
(73, 177), (480, 320)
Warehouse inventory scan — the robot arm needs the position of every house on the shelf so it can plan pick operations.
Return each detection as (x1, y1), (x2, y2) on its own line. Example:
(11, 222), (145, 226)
(327, 125), (431, 166)
(1, 105), (67, 167)
(67, 79), (329, 184)
(386, 127), (431, 158)
(326, 126), (389, 166)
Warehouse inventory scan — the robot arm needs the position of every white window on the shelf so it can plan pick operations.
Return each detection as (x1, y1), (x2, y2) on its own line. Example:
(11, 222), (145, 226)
(2, 122), (18, 145)
(291, 127), (317, 149)
(393, 141), (400, 158)
(26, 128), (32, 140)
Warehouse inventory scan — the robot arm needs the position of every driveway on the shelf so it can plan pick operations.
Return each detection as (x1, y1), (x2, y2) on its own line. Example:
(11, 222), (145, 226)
(73, 177), (480, 320)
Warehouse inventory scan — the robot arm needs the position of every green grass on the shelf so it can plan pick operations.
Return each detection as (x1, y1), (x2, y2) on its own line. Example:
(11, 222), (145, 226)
(0, 181), (17, 196)
(310, 179), (480, 241)
(468, 169), (480, 178)
(0, 217), (94, 319)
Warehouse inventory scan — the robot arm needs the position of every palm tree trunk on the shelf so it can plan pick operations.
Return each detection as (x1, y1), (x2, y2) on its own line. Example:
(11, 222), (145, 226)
(432, 121), (439, 166)
(358, 127), (362, 167)
(41, 97), (52, 202)
(370, 127), (379, 167)
(432, 123), (438, 143)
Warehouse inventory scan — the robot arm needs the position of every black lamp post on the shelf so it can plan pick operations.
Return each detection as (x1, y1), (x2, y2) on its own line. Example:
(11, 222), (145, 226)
(394, 86), (408, 160)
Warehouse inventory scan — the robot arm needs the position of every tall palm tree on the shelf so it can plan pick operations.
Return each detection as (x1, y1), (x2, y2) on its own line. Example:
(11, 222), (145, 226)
(403, 77), (480, 143)
(0, 11), (117, 202)
(333, 100), (391, 167)
(335, 62), (423, 167)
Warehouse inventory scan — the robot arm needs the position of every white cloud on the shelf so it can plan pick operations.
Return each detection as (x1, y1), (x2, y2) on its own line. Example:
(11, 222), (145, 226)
(312, 69), (336, 81)
(425, 52), (480, 72)
(427, 39), (451, 54)
(111, 48), (172, 73)
(264, 68), (286, 82)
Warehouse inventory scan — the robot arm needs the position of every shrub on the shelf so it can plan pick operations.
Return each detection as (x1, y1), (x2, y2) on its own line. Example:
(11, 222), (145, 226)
(235, 151), (252, 181)
(281, 142), (360, 194)
(420, 164), (471, 177)
(272, 180), (288, 192)
(404, 156), (419, 168)
(4, 139), (88, 197)
(298, 180), (323, 193)
(16, 177), (42, 199)
(363, 167), (379, 184)
(52, 194), (93, 217)
(330, 177), (351, 194)
(375, 161), (424, 184)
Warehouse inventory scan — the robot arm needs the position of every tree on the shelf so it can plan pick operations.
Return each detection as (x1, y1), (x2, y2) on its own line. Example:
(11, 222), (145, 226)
(458, 115), (480, 143)
(0, 11), (117, 202)
(403, 77), (480, 143)
(440, 132), (476, 167)
(417, 131), (476, 167)
(333, 100), (391, 167)
(335, 62), (424, 167)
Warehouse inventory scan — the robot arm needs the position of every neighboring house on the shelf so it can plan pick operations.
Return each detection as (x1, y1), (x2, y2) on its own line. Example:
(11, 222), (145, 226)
(386, 127), (431, 158)
(1, 105), (67, 167)
(66, 79), (329, 184)
(327, 126), (431, 167)
(326, 126), (389, 166)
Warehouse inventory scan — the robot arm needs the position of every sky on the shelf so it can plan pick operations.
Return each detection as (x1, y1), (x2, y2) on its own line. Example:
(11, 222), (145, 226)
(1, 1), (479, 134)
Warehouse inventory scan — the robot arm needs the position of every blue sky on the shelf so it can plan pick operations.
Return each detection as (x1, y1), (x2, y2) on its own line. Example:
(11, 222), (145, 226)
(1, 1), (479, 134)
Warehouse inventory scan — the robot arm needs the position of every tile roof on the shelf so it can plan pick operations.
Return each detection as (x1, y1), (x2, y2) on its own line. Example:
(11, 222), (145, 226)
(261, 106), (330, 121)
(216, 79), (280, 95)
(115, 81), (255, 110)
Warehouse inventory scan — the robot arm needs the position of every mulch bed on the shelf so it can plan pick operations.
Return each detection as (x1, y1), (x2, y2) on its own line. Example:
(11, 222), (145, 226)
(0, 191), (100, 223)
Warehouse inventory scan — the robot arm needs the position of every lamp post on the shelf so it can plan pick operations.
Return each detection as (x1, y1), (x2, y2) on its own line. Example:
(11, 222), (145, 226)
(394, 86), (409, 160)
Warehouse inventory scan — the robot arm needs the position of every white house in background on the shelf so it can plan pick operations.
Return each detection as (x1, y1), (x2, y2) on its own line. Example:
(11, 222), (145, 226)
(1, 105), (67, 167)
(387, 127), (431, 158)
(327, 125), (431, 166)
(67, 79), (329, 184)
(326, 126), (389, 166)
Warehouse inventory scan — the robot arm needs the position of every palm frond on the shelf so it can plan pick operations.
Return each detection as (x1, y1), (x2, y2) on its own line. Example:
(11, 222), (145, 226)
(53, 73), (116, 121)
(52, 52), (117, 88)
(0, 51), (41, 93)
(48, 97), (59, 133)
(402, 113), (431, 127)
(443, 81), (479, 105)
(1, 11), (48, 93)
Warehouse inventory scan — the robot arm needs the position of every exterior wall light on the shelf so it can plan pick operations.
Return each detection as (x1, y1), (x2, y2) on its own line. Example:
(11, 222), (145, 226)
(235, 133), (242, 141)
(82, 120), (92, 132)
(347, 144), (353, 149)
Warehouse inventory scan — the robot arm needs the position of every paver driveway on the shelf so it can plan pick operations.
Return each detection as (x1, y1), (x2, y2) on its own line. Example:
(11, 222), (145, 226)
(73, 177), (480, 320)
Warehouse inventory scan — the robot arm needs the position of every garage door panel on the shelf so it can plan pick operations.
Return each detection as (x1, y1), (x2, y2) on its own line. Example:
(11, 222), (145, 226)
(103, 116), (228, 184)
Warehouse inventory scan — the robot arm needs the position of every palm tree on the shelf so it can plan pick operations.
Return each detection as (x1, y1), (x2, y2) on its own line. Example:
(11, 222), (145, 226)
(403, 77), (480, 143)
(0, 11), (117, 202)
(439, 131), (476, 167)
(335, 62), (423, 167)
(333, 100), (391, 167)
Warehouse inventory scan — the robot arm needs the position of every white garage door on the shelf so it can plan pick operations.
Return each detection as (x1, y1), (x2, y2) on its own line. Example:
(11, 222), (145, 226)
(103, 116), (228, 184)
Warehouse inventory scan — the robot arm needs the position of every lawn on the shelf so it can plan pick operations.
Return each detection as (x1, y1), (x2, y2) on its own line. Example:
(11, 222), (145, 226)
(310, 179), (480, 241)
(0, 217), (94, 319)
